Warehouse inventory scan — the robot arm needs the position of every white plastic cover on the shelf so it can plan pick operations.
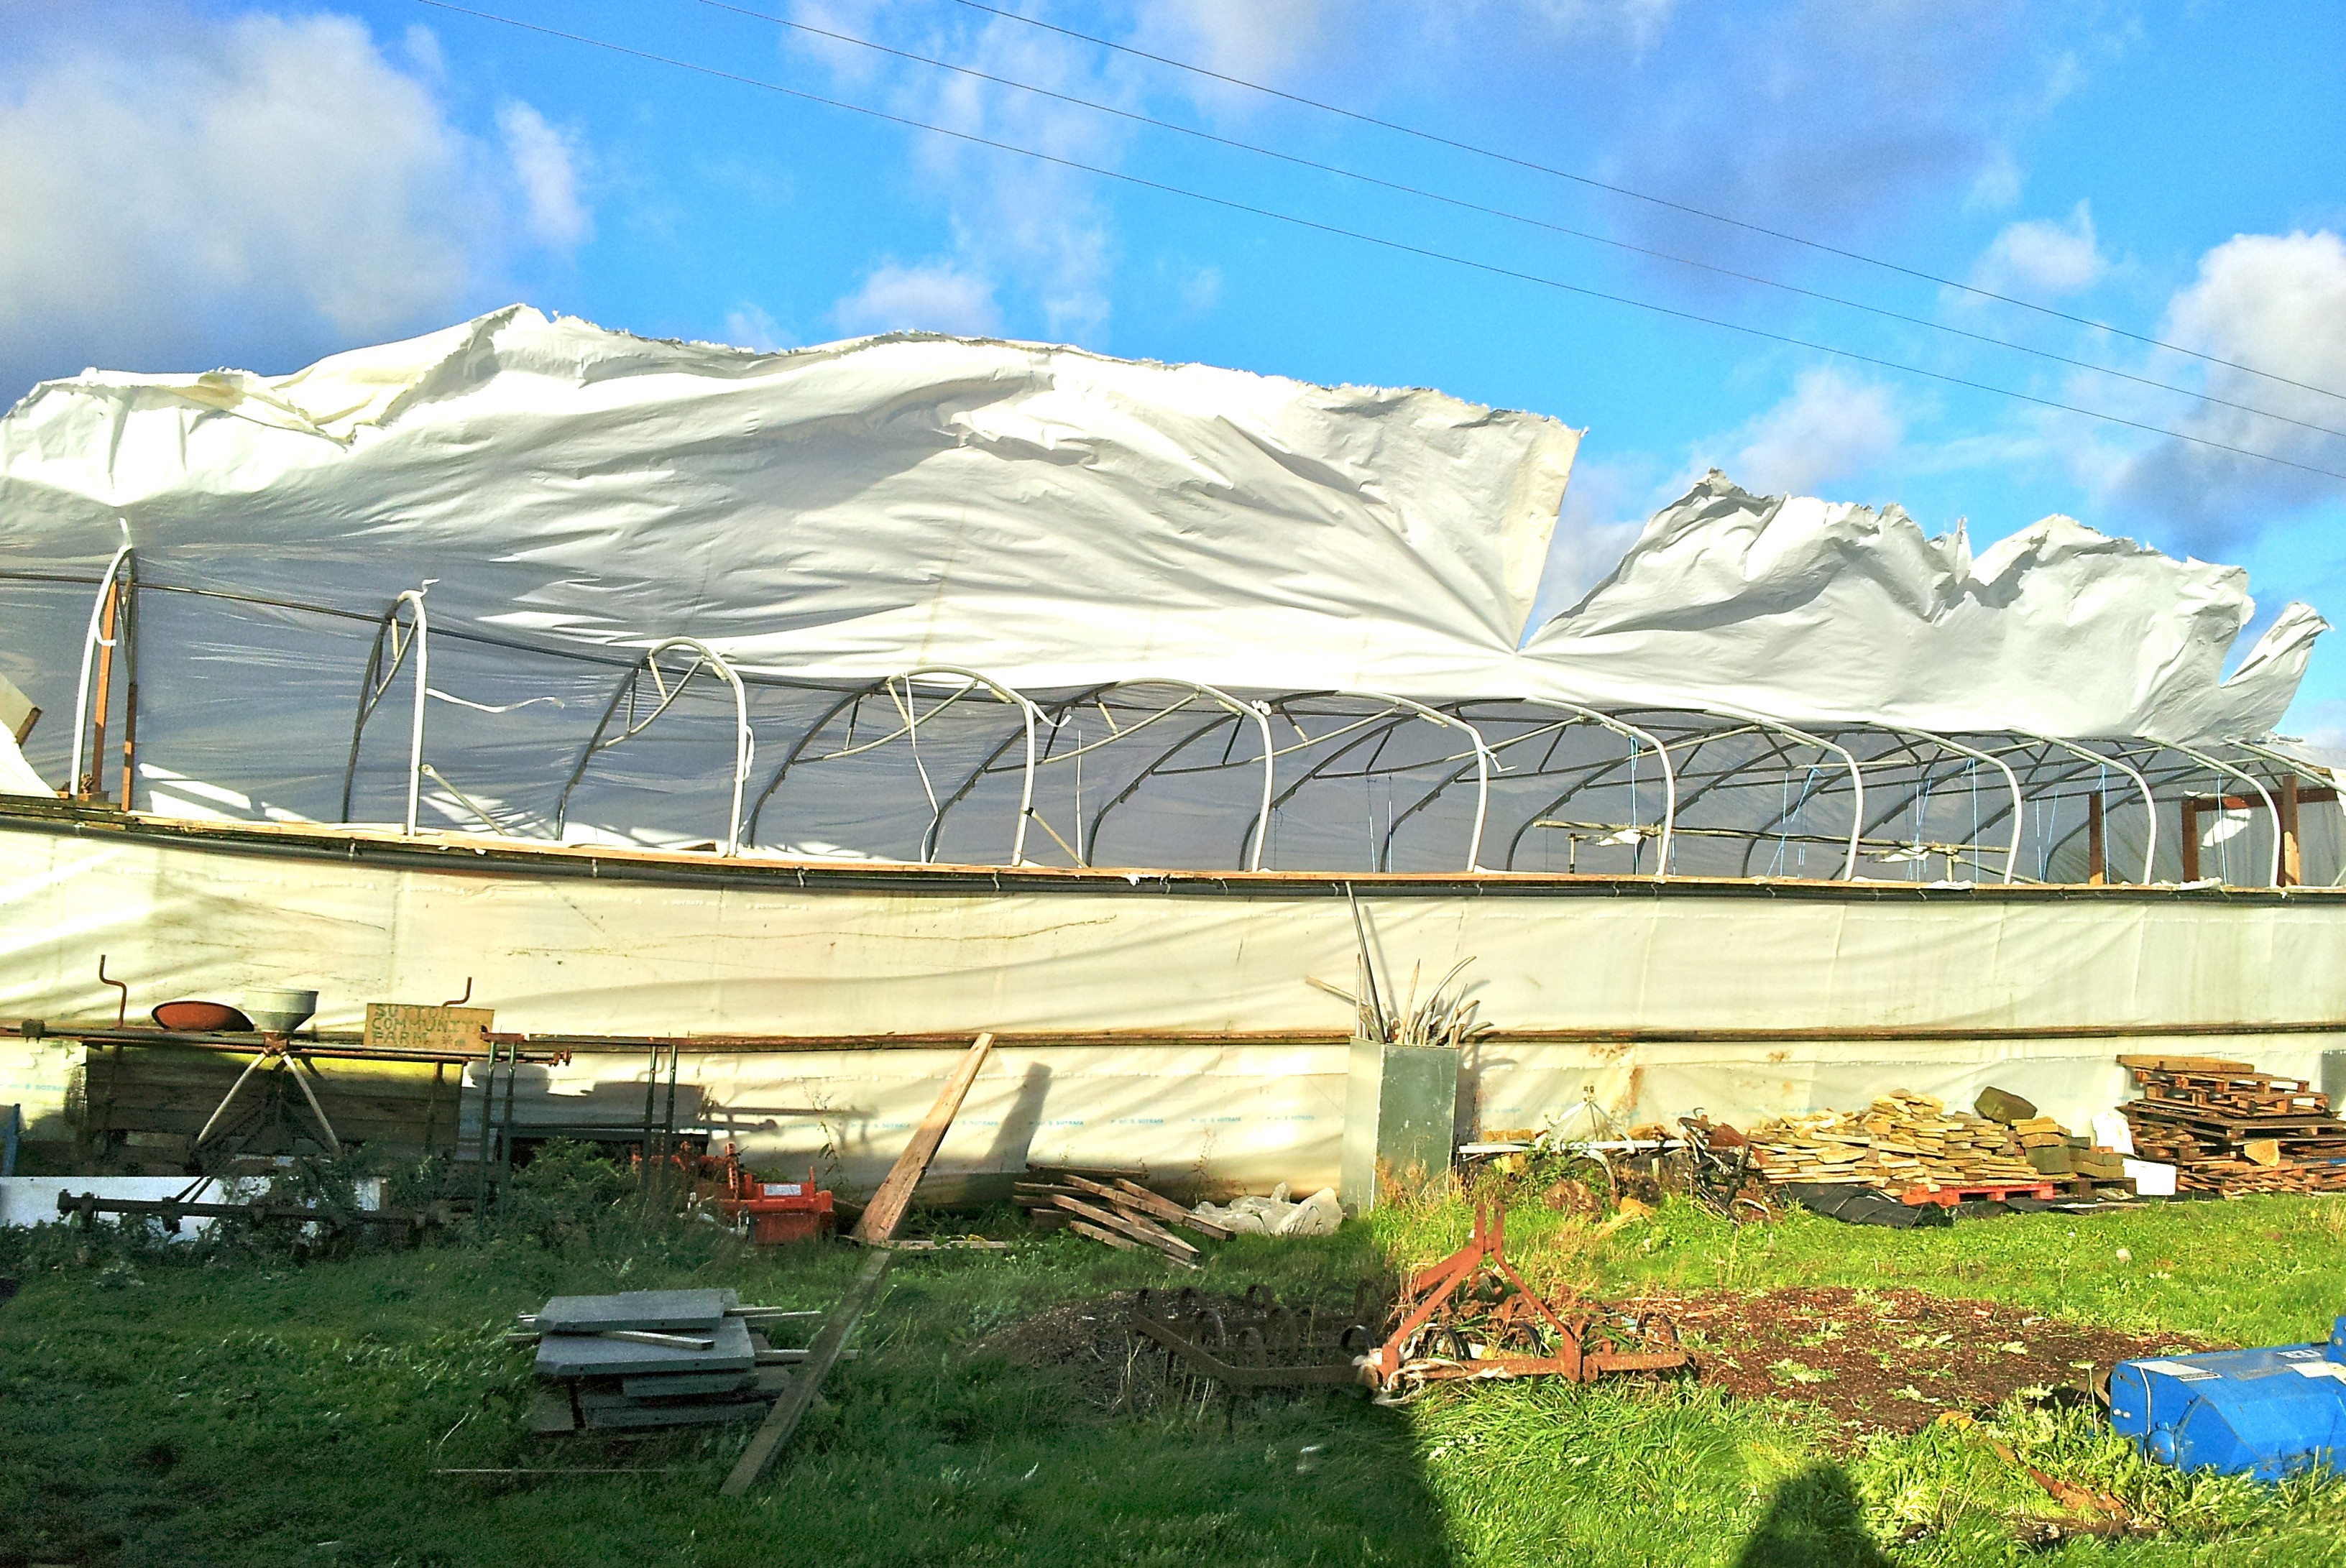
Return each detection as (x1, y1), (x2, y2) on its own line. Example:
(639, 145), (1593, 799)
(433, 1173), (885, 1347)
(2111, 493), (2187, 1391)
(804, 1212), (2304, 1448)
(0, 305), (2322, 824)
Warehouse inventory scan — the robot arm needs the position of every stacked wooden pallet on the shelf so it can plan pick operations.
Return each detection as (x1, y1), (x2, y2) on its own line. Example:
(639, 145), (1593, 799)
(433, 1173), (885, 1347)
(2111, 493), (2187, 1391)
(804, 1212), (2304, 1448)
(1014, 1166), (1232, 1266)
(513, 1288), (821, 1433)
(1748, 1092), (2048, 1198)
(2119, 1056), (2346, 1194)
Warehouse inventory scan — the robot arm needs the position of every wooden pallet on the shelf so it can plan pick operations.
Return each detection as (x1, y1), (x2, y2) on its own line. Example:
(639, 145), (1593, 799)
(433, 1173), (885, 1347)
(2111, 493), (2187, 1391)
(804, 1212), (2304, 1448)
(1895, 1181), (2058, 1207)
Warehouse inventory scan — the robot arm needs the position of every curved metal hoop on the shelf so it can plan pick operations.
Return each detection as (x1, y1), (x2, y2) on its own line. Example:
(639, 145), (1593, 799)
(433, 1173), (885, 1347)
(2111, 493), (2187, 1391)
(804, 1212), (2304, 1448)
(340, 590), (430, 834)
(1484, 700), (1678, 877)
(1880, 727), (2024, 884)
(554, 637), (754, 855)
(2020, 732), (2158, 885)
(1066, 680), (1276, 871)
(1241, 693), (1492, 873)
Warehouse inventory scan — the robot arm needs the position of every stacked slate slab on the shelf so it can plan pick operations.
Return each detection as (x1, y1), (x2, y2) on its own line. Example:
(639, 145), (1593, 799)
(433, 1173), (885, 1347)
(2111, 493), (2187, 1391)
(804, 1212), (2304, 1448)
(526, 1288), (801, 1432)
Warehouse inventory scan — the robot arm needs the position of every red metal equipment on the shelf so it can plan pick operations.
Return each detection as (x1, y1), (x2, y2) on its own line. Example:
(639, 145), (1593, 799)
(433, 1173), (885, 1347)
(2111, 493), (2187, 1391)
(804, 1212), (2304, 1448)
(708, 1144), (834, 1243)
(1359, 1199), (1688, 1398)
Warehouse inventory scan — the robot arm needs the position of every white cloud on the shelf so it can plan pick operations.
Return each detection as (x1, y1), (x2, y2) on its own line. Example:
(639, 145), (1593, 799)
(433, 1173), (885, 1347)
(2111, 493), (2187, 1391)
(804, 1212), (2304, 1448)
(1137, 0), (1336, 85)
(497, 101), (589, 248)
(1964, 146), (2025, 212)
(1971, 201), (2104, 298)
(1710, 368), (1905, 497)
(1179, 264), (1224, 315)
(834, 259), (1001, 336)
(723, 303), (794, 352)
(790, 1), (1122, 343)
(2104, 229), (2346, 541)
(1598, 0), (2071, 270)
(1528, 456), (1648, 627)
(0, 11), (582, 391)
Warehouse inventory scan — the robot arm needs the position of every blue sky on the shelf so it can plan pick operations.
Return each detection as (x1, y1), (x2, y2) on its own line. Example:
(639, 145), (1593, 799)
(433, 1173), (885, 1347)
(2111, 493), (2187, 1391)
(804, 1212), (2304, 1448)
(5, 1), (2344, 732)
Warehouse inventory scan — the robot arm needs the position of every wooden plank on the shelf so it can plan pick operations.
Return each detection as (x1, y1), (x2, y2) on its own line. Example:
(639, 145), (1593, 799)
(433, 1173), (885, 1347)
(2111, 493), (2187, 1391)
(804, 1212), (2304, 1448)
(1095, 1175), (1236, 1241)
(2087, 792), (2106, 886)
(850, 1033), (993, 1245)
(1049, 1193), (1200, 1263)
(720, 1248), (892, 1496)
(1067, 1219), (1137, 1251)
(2282, 775), (2302, 887)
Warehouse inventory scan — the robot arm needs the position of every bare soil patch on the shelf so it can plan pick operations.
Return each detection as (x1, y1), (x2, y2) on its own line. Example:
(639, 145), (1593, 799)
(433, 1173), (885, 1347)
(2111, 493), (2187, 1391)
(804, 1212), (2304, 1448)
(987, 1283), (2206, 1442)
(1647, 1286), (2208, 1439)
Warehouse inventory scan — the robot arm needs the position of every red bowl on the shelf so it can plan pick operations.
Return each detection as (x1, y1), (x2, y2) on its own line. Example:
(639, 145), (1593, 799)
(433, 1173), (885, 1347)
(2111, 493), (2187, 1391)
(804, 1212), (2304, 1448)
(152, 1000), (254, 1033)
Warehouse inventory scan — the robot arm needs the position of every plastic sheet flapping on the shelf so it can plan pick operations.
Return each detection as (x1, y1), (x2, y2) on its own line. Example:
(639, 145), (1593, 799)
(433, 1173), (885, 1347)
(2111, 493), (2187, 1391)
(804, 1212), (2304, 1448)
(0, 305), (2323, 835)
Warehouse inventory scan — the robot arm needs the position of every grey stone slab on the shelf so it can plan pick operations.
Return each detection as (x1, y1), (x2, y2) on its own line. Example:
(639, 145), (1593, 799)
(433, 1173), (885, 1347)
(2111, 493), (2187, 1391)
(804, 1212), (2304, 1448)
(535, 1288), (737, 1334)
(534, 1314), (755, 1378)
(578, 1397), (769, 1431)
(619, 1369), (758, 1399)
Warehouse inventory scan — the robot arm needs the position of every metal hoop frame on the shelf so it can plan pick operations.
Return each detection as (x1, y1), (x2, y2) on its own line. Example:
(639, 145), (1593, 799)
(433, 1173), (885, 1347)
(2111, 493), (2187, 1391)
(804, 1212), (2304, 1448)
(554, 637), (755, 855)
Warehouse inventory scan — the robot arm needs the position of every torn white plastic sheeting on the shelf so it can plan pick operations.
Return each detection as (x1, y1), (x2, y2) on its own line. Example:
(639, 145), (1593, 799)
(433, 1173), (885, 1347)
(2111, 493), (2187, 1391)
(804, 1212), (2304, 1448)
(0, 727), (49, 797)
(1192, 1184), (1342, 1236)
(0, 310), (2317, 839)
(0, 306), (1574, 698)
(1522, 474), (2323, 744)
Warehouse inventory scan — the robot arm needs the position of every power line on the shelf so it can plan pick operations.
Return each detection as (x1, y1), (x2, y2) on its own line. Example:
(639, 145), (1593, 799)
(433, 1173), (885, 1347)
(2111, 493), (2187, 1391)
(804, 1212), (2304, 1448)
(689, 0), (2345, 445)
(408, 1), (2346, 484)
(947, 0), (2346, 407)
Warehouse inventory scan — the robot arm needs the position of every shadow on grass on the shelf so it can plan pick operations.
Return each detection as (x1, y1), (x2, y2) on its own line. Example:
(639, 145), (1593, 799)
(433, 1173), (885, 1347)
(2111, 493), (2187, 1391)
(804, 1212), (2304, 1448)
(1733, 1465), (1893, 1568)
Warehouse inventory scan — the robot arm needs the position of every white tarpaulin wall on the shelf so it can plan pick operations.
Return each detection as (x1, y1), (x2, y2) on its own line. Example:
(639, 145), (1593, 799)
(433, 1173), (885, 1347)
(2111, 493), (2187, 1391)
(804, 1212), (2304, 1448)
(0, 308), (2327, 854)
(1, 820), (2341, 1191)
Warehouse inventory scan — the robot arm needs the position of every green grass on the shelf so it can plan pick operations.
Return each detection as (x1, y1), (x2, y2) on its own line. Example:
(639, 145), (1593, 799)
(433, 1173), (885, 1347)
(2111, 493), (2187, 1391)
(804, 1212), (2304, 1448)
(4, 1181), (2345, 1567)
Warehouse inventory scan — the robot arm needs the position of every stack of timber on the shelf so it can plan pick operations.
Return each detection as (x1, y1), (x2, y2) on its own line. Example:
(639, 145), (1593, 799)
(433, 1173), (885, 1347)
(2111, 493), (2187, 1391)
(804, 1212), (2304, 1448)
(1014, 1165), (1231, 1266)
(515, 1288), (820, 1433)
(1747, 1092), (2051, 1202)
(1973, 1085), (2134, 1192)
(2119, 1056), (2346, 1195)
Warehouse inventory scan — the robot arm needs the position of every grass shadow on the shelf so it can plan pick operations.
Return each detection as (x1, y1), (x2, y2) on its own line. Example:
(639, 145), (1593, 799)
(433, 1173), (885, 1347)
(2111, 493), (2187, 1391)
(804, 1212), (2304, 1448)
(1733, 1465), (1893, 1568)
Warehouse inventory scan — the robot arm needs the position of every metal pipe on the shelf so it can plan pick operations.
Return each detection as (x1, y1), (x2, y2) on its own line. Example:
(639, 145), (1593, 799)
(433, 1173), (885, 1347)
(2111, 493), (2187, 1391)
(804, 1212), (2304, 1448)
(1881, 727), (2025, 883)
(1501, 701), (1677, 877)
(1339, 694), (1492, 872)
(341, 590), (430, 832)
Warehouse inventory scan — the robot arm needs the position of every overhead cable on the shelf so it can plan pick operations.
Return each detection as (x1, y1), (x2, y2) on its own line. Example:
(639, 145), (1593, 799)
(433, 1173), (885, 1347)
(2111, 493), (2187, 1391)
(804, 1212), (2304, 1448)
(947, 0), (2346, 406)
(688, 0), (2345, 444)
(408, 1), (2346, 483)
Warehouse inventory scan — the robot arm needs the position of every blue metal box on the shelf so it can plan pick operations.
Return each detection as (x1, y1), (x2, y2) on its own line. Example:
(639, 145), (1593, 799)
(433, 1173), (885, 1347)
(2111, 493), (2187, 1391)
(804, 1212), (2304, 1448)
(2110, 1316), (2346, 1479)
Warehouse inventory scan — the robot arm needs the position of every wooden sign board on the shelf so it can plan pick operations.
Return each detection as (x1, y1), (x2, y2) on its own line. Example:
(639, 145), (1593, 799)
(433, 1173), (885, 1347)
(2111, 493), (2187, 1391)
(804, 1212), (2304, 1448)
(364, 1003), (494, 1054)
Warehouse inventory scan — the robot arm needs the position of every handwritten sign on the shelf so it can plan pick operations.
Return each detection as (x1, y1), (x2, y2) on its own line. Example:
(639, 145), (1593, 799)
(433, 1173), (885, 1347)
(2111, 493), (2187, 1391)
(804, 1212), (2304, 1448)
(364, 1003), (494, 1055)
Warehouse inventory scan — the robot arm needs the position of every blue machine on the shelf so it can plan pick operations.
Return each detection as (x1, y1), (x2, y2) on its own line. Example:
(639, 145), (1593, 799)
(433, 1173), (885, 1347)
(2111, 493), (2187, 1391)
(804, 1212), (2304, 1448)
(2109, 1316), (2346, 1479)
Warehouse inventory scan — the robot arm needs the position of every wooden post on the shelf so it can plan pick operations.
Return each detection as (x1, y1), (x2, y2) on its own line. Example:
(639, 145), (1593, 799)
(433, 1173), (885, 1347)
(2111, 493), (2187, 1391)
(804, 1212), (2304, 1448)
(85, 578), (119, 800)
(2280, 774), (2301, 887)
(2180, 798), (2201, 883)
(720, 1248), (892, 1496)
(850, 1033), (994, 1245)
(119, 554), (138, 808)
(2087, 792), (2106, 886)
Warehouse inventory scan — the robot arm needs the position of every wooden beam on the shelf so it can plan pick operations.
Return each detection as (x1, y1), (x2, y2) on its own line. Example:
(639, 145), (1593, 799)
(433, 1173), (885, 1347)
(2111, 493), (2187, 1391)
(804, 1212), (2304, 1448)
(1049, 1192), (1200, 1263)
(2181, 798), (2200, 883)
(849, 1032), (993, 1245)
(719, 1248), (891, 1496)
(85, 578), (118, 801)
(2087, 792), (2106, 886)
(2281, 774), (2301, 887)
